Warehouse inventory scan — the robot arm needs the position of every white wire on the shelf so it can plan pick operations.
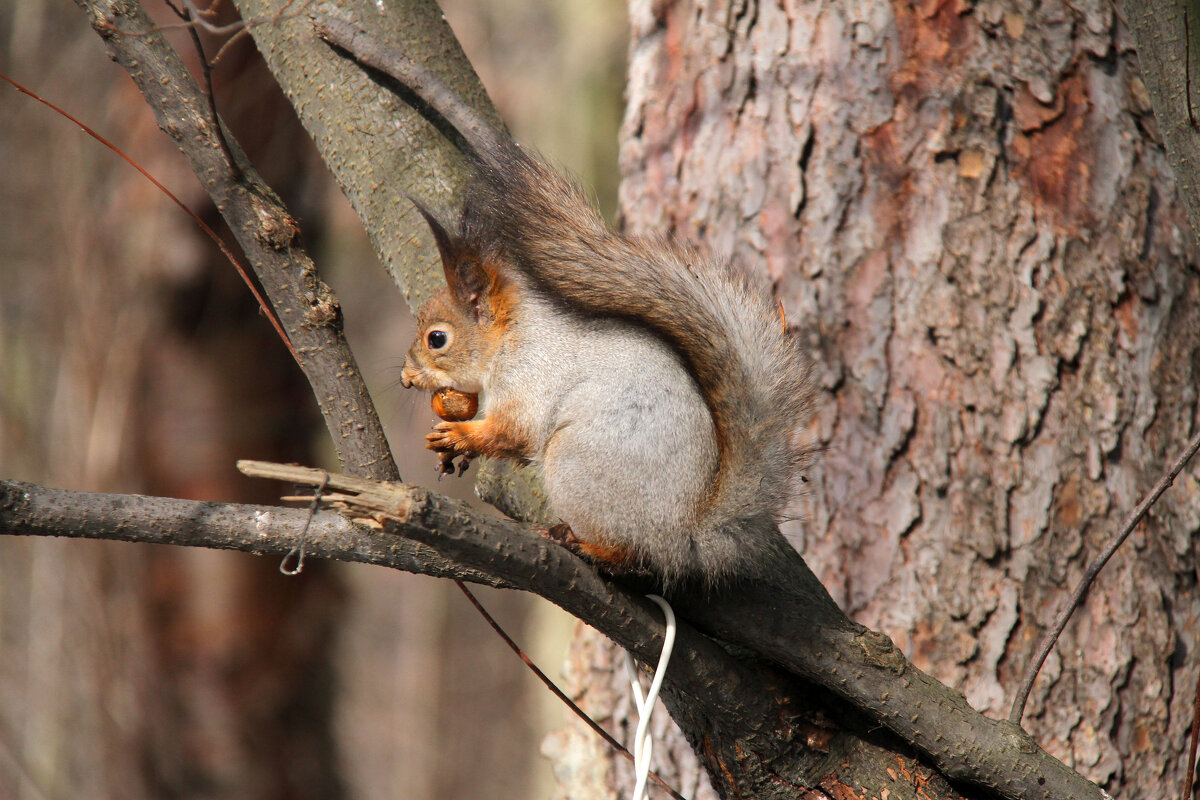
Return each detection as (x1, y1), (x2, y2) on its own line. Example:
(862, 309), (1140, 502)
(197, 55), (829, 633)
(623, 594), (676, 800)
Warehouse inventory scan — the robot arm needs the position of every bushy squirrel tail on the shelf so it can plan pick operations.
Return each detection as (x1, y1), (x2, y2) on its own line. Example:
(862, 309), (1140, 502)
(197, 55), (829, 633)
(467, 143), (817, 586)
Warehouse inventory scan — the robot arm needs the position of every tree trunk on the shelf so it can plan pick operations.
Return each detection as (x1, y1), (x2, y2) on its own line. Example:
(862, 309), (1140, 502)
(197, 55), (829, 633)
(561, 0), (1199, 797)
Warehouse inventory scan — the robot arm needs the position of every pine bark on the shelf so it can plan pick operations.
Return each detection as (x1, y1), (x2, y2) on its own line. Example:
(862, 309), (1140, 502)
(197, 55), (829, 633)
(598, 0), (1200, 797)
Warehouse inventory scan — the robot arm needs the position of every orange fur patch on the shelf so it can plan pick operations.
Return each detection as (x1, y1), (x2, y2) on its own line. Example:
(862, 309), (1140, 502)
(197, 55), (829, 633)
(448, 410), (533, 462)
(482, 261), (521, 333)
(573, 540), (635, 567)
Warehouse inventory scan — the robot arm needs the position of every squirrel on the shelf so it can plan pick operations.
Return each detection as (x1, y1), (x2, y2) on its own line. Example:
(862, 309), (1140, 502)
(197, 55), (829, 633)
(399, 139), (816, 588)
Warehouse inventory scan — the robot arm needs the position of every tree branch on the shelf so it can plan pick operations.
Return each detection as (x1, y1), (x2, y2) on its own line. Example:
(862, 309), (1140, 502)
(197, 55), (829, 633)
(3, 463), (1107, 800)
(241, 461), (1102, 800)
(0, 472), (955, 800)
(0, 477), (498, 585)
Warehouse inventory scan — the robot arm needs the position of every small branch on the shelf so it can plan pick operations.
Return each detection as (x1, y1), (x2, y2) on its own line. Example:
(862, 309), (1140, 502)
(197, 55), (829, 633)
(2, 473), (916, 800)
(176, 1), (243, 180)
(0, 478), (500, 585)
(312, 14), (510, 163)
(1183, 667), (1200, 800)
(3, 463), (1109, 798)
(453, 582), (686, 800)
(1010, 426), (1200, 723)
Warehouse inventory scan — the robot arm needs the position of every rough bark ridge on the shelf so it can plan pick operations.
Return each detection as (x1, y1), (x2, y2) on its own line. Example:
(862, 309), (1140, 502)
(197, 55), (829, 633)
(619, 0), (1200, 796)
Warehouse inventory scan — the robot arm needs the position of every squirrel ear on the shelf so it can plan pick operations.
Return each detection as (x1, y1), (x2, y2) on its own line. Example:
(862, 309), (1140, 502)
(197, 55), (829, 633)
(409, 197), (492, 320)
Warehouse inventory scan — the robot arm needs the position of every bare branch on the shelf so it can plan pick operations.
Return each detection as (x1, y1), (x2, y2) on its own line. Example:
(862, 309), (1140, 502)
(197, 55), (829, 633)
(312, 14), (511, 161)
(3, 464), (1106, 799)
(2, 473), (966, 800)
(1010, 426), (1200, 723)
(0, 478), (498, 585)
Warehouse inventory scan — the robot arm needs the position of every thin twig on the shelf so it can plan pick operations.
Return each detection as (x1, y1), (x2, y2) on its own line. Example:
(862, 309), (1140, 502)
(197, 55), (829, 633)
(179, 2), (243, 180)
(280, 470), (330, 575)
(0, 70), (295, 363)
(1010, 426), (1200, 723)
(123, 0), (310, 59)
(183, 0), (243, 34)
(1188, 9), (1198, 128)
(311, 14), (510, 160)
(1184, 668), (1200, 800)
(455, 582), (688, 800)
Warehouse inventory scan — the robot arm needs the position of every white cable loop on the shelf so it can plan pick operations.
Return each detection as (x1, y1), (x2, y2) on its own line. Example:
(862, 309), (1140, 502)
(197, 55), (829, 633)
(623, 594), (676, 800)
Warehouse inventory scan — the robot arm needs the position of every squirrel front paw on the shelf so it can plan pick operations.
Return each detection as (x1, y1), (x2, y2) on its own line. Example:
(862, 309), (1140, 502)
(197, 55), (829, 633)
(427, 421), (477, 478)
(426, 421), (474, 455)
(424, 415), (531, 466)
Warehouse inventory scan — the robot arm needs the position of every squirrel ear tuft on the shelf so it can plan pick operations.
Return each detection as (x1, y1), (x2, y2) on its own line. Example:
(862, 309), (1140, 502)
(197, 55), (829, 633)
(409, 196), (493, 322)
(409, 195), (457, 270)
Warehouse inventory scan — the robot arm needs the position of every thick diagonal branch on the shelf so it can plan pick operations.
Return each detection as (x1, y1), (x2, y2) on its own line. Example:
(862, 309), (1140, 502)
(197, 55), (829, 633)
(236, 461), (1101, 800)
(75, 0), (397, 483)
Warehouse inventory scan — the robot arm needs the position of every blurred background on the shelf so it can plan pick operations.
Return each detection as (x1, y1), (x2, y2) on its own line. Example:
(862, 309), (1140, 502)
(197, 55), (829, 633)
(0, 1), (626, 798)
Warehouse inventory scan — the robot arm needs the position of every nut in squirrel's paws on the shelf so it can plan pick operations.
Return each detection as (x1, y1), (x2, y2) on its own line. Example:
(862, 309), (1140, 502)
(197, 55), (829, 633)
(431, 388), (478, 422)
(428, 391), (479, 478)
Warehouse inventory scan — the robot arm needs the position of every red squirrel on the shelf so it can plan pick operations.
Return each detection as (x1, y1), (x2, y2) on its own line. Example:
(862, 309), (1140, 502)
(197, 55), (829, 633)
(400, 140), (815, 587)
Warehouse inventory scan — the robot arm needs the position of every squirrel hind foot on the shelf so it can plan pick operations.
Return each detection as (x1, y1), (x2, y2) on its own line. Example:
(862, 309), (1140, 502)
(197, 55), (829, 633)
(542, 524), (654, 582)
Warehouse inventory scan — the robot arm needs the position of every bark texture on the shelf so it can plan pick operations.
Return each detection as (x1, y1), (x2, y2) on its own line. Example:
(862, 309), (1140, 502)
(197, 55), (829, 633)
(233, 0), (502, 308)
(616, 0), (1200, 797)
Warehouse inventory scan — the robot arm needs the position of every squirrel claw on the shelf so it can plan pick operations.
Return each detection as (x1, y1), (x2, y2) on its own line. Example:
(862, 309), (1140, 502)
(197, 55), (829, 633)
(544, 522), (579, 546)
(426, 421), (470, 455)
(434, 451), (473, 478)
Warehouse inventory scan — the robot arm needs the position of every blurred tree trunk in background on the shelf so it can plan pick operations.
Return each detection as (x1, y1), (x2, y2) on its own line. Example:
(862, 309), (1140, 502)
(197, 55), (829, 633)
(548, 1), (1199, 797)
(0, 4), (345, 798)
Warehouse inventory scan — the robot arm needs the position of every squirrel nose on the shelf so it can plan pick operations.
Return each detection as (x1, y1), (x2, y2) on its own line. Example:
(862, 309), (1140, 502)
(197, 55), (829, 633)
(399, 364), (418, 388)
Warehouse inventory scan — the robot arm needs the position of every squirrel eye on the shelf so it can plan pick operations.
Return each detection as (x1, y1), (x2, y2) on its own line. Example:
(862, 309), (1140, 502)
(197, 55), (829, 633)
(427, 329), (450, 350)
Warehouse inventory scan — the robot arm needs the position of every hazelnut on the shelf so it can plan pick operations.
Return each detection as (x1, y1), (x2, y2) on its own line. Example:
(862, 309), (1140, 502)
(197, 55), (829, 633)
(432, 388), (479, 421)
